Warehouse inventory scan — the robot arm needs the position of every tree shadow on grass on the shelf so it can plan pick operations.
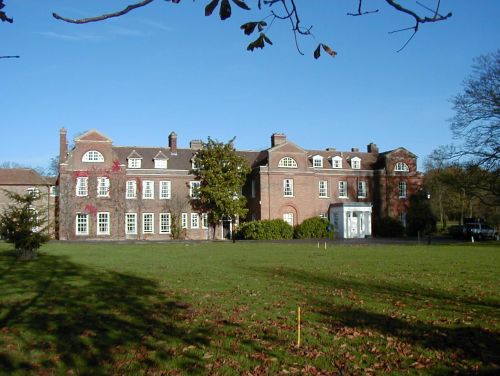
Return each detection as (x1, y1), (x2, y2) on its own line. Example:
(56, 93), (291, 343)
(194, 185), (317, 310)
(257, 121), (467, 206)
(0, 249), (210, 375)
(246, 266), (500, 373)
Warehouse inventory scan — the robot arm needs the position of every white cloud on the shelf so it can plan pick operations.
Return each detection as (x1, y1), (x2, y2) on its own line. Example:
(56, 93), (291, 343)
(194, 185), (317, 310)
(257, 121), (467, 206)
(35, 31), (103, 42)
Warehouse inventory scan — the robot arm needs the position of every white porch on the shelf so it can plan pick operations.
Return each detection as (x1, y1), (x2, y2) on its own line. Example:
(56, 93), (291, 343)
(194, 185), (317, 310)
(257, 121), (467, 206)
(329, 203), (372, 239)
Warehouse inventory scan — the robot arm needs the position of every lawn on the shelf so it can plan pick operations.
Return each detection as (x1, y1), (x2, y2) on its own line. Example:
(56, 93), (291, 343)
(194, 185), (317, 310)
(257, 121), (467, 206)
(0, 241), (499, 375)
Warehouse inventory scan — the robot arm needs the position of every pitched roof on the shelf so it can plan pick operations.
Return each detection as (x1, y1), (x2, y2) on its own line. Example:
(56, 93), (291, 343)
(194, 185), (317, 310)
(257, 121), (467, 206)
(0, 169), (49, 185)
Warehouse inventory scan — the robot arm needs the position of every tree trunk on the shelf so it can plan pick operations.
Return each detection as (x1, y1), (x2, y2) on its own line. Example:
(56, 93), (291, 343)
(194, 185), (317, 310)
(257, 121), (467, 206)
(17, 248), (37, 260)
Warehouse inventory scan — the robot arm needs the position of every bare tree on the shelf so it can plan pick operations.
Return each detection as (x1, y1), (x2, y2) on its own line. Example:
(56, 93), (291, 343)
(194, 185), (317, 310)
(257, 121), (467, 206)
(164, 191), (190, 240)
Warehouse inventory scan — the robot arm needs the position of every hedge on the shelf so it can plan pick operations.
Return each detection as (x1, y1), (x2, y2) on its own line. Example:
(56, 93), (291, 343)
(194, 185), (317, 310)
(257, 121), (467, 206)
(294, 217), (334, 239)
(237, 219), (294, 240)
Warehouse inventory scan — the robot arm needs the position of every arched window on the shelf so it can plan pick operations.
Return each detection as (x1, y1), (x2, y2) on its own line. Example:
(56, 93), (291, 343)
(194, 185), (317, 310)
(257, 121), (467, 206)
(82, 150), (104, 162)
(278, 157), (297, 168)
(395, 162), (409, 172)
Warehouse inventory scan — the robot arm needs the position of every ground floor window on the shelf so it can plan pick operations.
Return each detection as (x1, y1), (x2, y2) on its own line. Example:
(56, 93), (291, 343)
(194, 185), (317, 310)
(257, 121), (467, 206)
(160, 213), (171, 234)
(97, 212), (110, 235)
(202, 213), (209, 229)
(283, 212), (294, 226)
(143, 213), (154, 234)
(181, 213), (188, 229)
(399, 212), (407, 228)
(125, 213), (137, 235)
(191, 213), (199, 229)
(76, 213), (89, 235)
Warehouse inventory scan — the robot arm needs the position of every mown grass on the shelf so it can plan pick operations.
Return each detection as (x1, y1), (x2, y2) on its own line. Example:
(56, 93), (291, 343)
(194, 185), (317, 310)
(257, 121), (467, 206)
(0, 241), (499, 375)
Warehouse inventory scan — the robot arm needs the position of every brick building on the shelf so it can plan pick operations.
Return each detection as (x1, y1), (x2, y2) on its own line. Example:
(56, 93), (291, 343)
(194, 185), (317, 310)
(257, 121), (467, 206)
(0, 168), (57, 236)
(57, 129), (423, 240)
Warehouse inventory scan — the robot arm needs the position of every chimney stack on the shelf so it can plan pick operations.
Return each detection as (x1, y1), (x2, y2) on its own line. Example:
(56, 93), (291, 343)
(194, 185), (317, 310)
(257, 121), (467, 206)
(271, 133), (286, 147)
(169, 132), (177, 155)
(351, 147), (359, 153)
(190, 139), (203, 150)
(59, 128), (68, 164)
(367, 143), (379, 154)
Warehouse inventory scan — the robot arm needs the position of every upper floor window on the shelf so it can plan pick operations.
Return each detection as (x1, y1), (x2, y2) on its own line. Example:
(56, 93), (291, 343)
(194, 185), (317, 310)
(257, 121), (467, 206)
(319, 181), (328, 198)
(190, 181), (201, 199)
(283, 179), (294, 197)
(395, 162), (409, 172)
(82, 150), (104, 162)
(331, 156), (342, 169)
(76, 177), (88, 197)
(312, 155), (323, 168)
(50, 186), (58, 197)
(278, 157), (298, 168)
(26, 187), (40, 198)
(338, 181), (348, 198)
(97, 177), (110, 197)
(126, 180), (137, 199)
(128, 158), (141, 169)
(358, 181), (367, 198)
(160, 181), (171, 199)
(351, 157), (361, 170)
(143, 181), (154, 199)
(399, 181), (407, 198)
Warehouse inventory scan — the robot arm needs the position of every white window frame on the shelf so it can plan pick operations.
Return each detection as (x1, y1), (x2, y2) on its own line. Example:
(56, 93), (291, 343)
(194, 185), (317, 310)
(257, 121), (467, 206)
(143, 180), (154, 199)
(283, 212), (294, 226)
(126, 180), (137, 199)
(97, 212), (110, 235)
(358, 181), (367, 198)
(143, 213), (154, 234)
(159, 181), (171, 199)
(351, 157), (361, 170)
(181, 213), (188, 229)
(319, 180), (328, 198)
(190, 181), (201, 199)
(191, 213), (199, 229)
(82, 150), (104, 162)
(125, 213), (137, 235)
(75, 213), (89, 235)
(312, 155), (323, 168)
(278, 157), (298, 168)
(339, 181), (348, 198)
(160, 213), (171, 234)
(319, 213), (327, 219)
(283, 179), (294, 197)
(332, 156), (342, 169)
(202, 213), (209, 229)
(50, 186), (58, 197)
(26, 187), (40, 198)
(97, 177), (110, 197)
(395, 162), (409, 172)
(154, 159), (167, 169)
(76, 177), (88, 197)
(128, 158), (141, 169)
(399, 181), (407, 198)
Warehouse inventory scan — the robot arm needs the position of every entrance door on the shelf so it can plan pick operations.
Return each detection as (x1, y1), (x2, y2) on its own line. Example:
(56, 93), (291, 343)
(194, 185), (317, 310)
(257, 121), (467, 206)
(222, 219), (232, 239)
(348, 212), (359, 238)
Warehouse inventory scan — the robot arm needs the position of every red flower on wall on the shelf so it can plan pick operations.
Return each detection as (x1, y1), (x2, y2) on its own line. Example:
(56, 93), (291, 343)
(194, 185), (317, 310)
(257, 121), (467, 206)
(73, 171), (88, 178)
(112, 159), (121, 172)
(84, 204), (98, 216)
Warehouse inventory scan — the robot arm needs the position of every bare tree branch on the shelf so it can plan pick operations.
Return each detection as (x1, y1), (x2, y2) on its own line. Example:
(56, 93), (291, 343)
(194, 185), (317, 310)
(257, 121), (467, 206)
(347, 0), (379, 16)
(52, 0), (156, 24)
(0, 55), (19, 59)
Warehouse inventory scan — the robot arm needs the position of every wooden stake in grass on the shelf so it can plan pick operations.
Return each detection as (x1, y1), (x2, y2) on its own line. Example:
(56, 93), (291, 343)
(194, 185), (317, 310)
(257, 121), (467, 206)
(324, 241), (327, 250)
(297, 306), (301, 347)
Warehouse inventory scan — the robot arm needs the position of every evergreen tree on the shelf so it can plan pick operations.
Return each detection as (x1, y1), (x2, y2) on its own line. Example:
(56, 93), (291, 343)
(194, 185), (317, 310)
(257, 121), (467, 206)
(0, 190), (50, 260)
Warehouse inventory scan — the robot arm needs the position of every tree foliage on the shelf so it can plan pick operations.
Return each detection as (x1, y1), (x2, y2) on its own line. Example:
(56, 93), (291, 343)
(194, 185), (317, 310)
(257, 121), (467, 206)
(2, 1), (452, 58)
(0, 190), (50, 260)
(406, 190), (437, 236)
(191, 138), (251, 238)
(450, 50), (500, 172)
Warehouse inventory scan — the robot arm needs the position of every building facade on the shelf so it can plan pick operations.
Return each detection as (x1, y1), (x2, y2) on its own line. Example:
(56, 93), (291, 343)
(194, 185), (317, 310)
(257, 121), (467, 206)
(57, 129), (423, 240)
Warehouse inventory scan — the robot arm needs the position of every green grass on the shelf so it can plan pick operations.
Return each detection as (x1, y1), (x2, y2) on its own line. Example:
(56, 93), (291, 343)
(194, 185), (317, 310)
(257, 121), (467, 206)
(0, 241), (499, 375)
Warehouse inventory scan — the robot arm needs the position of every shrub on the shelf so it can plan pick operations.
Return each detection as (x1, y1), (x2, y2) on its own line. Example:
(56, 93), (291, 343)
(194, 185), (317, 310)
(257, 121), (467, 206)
(294, 217), (333, 239)
(237, 219), (293, 240)
(373, 217), (405, 238)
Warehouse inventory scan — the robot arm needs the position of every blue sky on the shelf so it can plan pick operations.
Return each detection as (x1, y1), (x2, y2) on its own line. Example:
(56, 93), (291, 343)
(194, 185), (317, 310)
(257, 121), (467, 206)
(1, 1), (499, 171)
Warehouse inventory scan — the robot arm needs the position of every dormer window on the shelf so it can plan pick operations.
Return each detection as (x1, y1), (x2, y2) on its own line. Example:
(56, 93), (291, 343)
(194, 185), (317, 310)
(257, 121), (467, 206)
(351, 157), (361, 170)
(312, 155), (323, 168)
(128, 158), (141, 169)
(191, 156), (201, 170)
(82, 150), (104, 162)
(278, 157), (297, 168)
(395, 162), (409, 172)
(331, 156), (342, 169)
(154, 159), (167, 169)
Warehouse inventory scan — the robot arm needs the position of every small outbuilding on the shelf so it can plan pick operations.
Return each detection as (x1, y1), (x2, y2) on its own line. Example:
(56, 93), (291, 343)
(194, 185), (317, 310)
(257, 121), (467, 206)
(329, 202), (372, 239)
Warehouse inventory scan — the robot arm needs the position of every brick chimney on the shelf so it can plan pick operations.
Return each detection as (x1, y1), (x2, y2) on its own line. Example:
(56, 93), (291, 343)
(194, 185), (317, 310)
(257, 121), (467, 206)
(351, 147), (359, 153)
(59, 128), (68, 164)
(169, 132), (177, 155)
(271, 133), (286, 147)
(190, 140), (203, 150)
(367, 143), (379, 154)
